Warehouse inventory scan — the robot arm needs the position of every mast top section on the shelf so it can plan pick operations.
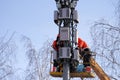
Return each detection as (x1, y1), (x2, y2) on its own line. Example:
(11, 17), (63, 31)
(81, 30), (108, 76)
(54, 0), (79, 9)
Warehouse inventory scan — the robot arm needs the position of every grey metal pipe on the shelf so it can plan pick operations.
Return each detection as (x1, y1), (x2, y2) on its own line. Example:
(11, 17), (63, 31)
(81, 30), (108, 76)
(63, 60), (70, 80)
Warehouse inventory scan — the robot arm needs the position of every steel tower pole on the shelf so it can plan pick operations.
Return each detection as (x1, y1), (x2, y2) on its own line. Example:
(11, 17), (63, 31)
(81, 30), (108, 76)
(63, 60), (70, 80)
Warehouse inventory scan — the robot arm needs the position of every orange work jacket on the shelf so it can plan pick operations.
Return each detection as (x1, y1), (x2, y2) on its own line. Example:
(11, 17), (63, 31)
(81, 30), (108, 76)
(52, 40), (58, 51)
(78, 38), (88, 49)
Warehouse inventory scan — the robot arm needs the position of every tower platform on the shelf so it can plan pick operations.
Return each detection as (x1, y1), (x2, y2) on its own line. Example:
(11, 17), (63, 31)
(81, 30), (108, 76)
(50, 72), (95, 78)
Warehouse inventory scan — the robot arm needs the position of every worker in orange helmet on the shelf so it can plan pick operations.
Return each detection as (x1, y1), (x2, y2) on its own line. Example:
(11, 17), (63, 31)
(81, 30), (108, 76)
(52, 34), (60, 68)
(77, 37), (91, 69)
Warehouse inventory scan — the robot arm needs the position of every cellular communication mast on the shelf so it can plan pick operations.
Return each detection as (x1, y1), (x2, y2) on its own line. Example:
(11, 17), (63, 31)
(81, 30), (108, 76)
(50, 0), (94, 80)
(50, 0), (110, 80)
(54, 0), (80, 80)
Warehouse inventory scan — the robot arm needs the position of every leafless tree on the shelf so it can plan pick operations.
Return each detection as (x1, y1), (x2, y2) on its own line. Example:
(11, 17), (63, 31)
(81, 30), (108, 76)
(0, 32), (17, 80)
(90, 21), (120, 80)
(22, 36), (52, 80)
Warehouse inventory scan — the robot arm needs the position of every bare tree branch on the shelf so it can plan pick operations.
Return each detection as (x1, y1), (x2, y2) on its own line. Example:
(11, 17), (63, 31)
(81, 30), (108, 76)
(90, 21), (120, 79)
(22, 36), (52, 80)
